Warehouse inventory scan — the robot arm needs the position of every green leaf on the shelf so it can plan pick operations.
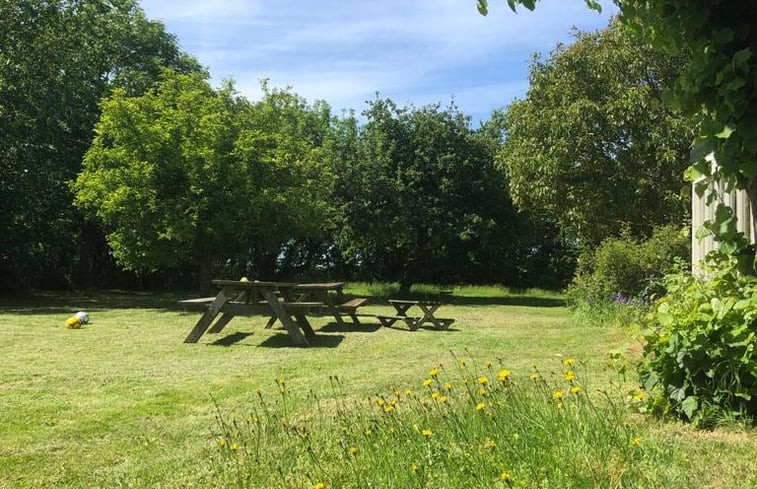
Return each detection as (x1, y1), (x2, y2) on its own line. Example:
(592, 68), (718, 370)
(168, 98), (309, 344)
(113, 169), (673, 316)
(476, 0), (488, 16)
(715, 125), (735, 139)
(681, 396), (699, 418)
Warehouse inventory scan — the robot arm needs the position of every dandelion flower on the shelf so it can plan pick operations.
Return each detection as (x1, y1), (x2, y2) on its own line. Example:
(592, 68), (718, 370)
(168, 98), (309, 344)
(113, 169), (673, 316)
(570, 386), (581, 395)
(557, 401), (564, 410)
(554, 390), (565, 400)
(563, 357), (575, 366)
(405, 389), (412, 396)
(431, 391), (440, 399)
(500, 471), (512, 482)
(314, 483), (325, 489)
(478, 388), (487, 396)
(421, 428), (432, 437)
(634, 391), (646, 401)
(477, 376), (488, 385)
(349, 445), (358, 456)
(218, 438), (227, 447)
(230, 442), (238, 450)
(429, 368), (439, 377)
(529, 373), (540, 381)
(445, 382), (454, 391)
(564, 370), (576, 382)
(377, 398), (385, 406)
(484, 439), (496, 449)
(412, 463), (419, 473)
(498, 369), (511, 382)
(390, 399), (397, 406)
(631, 437), (642, 447)
(384, 405), (394, 413)
(423, 378), (433, 387)
(476, 402), (486, 411)
(440, 395), (448, 403)
(365, 428), (373, 436)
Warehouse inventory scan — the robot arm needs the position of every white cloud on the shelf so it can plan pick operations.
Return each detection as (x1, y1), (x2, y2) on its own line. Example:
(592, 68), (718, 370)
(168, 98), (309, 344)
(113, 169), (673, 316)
(139, 0), (618, 121)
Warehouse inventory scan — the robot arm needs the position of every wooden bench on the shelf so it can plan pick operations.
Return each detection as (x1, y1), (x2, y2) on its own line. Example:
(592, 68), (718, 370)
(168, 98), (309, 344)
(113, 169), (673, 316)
(335, 297), (369, 323)
(178, 297), (216, 311)
(376, 314), (421, 330)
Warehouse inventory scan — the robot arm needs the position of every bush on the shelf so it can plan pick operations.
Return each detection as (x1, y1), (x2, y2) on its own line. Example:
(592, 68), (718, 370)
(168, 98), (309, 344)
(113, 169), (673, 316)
(566, 225), (689, 311)
(639, 253), (757, 426)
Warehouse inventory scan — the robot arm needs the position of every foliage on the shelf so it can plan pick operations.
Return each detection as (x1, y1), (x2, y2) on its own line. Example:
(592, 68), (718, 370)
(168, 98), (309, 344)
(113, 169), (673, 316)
(639, 253), (757, 426)
(74, 72), (334, 290)
(331, 98), (572, 291)
(566, 225), (690, 311)
(499, 20), (693, 245)
(212, 358), (655, 488)
(0, 0), (200, 291)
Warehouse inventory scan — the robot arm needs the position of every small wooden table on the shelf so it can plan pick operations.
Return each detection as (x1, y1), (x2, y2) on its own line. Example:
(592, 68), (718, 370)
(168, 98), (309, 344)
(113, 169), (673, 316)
(180, 280), (322, 346)
(376, 300), (455, 331)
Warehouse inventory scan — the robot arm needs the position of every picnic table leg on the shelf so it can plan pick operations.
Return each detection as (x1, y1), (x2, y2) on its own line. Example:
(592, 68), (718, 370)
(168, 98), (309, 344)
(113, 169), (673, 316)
(207, 313), (235, 334)
(260, 289), (309, 346)
(280, 288), (316, 337)
(184, 289), (229, 343)
(416, 304), (443, 329)
(264, 316), (278, 329)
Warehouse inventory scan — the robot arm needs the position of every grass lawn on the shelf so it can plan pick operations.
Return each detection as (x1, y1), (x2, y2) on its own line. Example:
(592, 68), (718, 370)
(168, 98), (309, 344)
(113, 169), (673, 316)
(1, 285), (755, 488)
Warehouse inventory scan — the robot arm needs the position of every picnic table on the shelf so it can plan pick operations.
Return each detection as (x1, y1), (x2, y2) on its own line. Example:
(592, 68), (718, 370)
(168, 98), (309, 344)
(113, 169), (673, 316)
(376, 299), (455, 331)
(276, 282), (368, 330)
(180, 280), (322, 346)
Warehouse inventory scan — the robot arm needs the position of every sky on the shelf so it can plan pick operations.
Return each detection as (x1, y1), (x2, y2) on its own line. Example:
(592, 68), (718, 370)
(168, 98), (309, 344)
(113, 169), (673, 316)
(138, 0), (618, 124)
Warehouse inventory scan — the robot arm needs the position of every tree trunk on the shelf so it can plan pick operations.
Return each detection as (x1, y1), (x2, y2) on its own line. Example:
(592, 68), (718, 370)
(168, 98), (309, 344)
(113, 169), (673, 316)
(197, 255), (212, 294)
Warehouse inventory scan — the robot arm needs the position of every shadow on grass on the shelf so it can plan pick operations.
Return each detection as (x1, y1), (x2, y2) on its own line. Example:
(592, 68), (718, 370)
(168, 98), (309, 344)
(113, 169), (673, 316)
(209, 332), (255, 347)
(257, 333), (344, 348)
(0, 290), (186, 314)
(318, 322), (381, 333)
(447, 296), (565, 308)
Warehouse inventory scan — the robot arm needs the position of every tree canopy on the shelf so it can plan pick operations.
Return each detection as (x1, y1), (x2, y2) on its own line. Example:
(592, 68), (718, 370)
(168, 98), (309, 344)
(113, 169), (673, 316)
(500, 21), (693, 245)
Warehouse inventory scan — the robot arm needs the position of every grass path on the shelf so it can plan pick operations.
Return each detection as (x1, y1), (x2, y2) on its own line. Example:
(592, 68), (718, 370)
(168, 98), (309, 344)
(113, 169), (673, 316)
(1, 288), (754, 487)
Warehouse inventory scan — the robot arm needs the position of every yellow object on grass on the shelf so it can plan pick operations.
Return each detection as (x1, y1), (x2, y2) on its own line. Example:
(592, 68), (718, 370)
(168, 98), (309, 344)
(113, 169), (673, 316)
(65, 316), (82, 329)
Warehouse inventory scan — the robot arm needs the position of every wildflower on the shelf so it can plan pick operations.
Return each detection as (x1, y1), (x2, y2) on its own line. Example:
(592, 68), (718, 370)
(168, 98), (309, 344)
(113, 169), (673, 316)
(498, 369), (511, 382)
(500, 471), (512, 482)
(230, 442), (238, 450)
(431, 391), (440, 399)
(554, 390), (565, 400)
(412, 463), (419, 473)
(390, 399), (397, 406)
(477, 376), (488, 385)
(218, 438), (227, 447)
(445, 382), (454, 391)
(349, 445), (358, 456)
(377, 398), (385, 406)
(429, 368), (439, 377)
(529, 373), (540, 381)
(255, 387), (263, 396)
(634, 391), (646, 401)
(631, 437), (642, 447)
(478, 388), (487, 396)
(440, 395), (448, 403)
(476, 402), (486, 411)
(421, 428), (433, 437)
(484, 439), (496, 449)
(384, 405), (394, 413)
(557, 401), (564, 410)
(365, 428), (373, 436)
(405, 389), (412, 396)
(423, 378), (433, 387)
(314, 483), (325, 489)
(563, 357), (575, 366)
(564, 370), (576, 382)
(570, 386), (581, 395)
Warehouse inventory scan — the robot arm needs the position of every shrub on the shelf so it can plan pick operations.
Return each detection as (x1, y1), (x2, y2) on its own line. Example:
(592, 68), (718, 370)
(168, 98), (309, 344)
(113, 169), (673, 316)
(639, 253), (757, 426)
(566, 225), (689, 311)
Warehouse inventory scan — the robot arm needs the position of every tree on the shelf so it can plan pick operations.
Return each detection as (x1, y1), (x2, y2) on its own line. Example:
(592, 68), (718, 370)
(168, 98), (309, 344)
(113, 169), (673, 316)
(74, 72), (333, 291)
(0, 0), (200, 292)
(500, 21), (693, 245)
(332, 98), (553, 291)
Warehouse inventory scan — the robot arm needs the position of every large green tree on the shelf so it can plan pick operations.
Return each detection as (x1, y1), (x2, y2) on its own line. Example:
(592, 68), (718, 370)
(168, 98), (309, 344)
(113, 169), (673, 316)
(74, 72), (333, 290)
(500, 20), (693, 245)
(0, 0), (200, 291)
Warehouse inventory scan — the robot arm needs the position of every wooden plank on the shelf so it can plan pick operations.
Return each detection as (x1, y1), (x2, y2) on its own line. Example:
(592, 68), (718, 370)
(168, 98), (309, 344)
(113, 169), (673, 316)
(338, 297), (369, 310)
(184, 289), (228, 343)
(207, 313), (234, 334)
(260, 288), (309, 346)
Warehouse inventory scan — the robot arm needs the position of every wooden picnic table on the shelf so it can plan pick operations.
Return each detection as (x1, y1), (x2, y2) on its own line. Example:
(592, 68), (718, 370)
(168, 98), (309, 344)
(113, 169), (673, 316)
(180, 280), (323, 346)
(376, 299), (455, 331)
(266, 282), (369, 330)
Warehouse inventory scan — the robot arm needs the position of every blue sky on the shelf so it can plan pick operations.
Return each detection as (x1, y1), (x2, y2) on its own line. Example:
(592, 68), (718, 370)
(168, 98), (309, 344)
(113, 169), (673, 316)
(139, 0), (618, 124)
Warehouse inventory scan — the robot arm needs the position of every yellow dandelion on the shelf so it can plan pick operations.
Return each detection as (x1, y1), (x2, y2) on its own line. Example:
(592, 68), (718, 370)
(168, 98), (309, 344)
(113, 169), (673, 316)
(476, 402), (486, 411)
(557, 401), (564, 410)
(349, 445), (358, 456)
(498, 369), (511, 382)
(412, 463), (419, 473)
(445, 382), (454, 391)
(570, 385), (581, 395)
(314, 483), (325, 489)
(429, 368), (439, 377)
(421, 428), (432, 437)
(440, 395), (448, 403)
(563, 357), (575, 366)
(477, 376), (488, 385)
(422, 378), (433, 387)
(500, 471), (512, 482)
(631, 436), (642, 447)
(564, 370), (576, 382)
(405, 389), (412, 396)
(384, 405), (394, 413)
(218, 438), (227, 447)
(484, 439), (496, 449)
(365, 428), (373, 436)
(634, 391), (646, 401)
(431, 391), (440, 399)
(377, 398), (385, 406)
(554, 390), (565, 400)
(390, 399), (397, 406)
(478, 388), (487, 396)
(529, 373), (540, 381)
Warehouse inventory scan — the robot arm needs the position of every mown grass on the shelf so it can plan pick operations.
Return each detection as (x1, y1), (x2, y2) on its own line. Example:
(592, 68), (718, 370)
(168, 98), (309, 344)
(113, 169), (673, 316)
(1, 284), (755, 488)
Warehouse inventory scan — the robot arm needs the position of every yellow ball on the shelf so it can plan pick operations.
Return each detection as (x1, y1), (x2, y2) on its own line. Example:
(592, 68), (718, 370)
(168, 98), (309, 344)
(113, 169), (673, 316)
(240, 277), (249, 282)
(65, 316), (82, 329)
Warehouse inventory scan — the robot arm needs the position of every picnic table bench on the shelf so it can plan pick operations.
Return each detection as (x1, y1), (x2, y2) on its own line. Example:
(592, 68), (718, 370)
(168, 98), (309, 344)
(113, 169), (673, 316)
(376, 299), (455, 331)
(264, 282), (370, 330)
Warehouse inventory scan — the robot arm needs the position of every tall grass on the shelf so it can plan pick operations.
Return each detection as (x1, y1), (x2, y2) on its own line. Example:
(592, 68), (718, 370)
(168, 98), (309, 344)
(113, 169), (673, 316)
(211, 355), (660, 488)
